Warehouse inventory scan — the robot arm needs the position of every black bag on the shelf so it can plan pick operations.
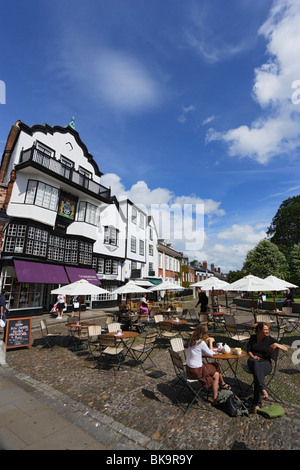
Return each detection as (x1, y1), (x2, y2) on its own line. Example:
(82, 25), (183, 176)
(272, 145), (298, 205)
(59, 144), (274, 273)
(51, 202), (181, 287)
(216, 389), (249, 417)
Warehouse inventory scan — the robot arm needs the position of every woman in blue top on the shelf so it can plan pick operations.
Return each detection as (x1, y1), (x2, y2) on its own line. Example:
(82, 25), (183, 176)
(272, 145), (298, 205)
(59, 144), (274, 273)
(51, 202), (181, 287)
(247, 322), (287, 410)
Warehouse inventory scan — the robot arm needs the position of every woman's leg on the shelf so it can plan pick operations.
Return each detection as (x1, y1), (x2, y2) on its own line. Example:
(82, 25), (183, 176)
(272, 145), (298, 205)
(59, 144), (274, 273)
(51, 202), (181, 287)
(248, 358), (272, 408)
(212, 371), (220, 403)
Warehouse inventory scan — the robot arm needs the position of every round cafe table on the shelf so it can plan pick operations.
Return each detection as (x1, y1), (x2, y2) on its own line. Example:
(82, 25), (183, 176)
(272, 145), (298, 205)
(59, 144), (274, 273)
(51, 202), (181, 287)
(163, 318), (187, 337)
(106, 330), (139, 360)
(206, 347), (247, 392)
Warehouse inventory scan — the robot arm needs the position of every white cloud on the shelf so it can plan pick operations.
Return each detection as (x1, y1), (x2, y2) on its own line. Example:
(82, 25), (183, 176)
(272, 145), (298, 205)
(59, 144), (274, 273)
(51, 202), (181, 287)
(217, 224), (266, 244)
(206, 0), (300, 164)
(177, 105), (196, 123)
(61, 42), (163, 113)
(202, 115), (216, 126)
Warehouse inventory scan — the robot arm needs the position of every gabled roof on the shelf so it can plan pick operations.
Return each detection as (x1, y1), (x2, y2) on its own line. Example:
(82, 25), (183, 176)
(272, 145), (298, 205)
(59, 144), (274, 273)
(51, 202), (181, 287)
(18, 121), (103, 177)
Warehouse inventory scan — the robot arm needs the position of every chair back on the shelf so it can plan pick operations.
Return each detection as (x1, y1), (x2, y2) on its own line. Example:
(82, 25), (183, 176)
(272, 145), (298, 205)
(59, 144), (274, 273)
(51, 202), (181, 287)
(144, 332), (157, 345)
(169, 349), (184, 375)
(230, 304), (237, 313)
(199, 313), (208, 324)
(170, 337), (185, 353)
(218, 306), (228, 314)
(224, 314), (237, 334)
(181, 309), (188, 319)
(154, 314), (164, 323)
(105, 315), (114, 326)
(108, 322), (122, 332)
(40, 320), (48, 335)
(176, 306), (183, 314)
(257, 313), (271, 323)
(88, 325), (101, 338)
(159, 321), (173, 331)
(282, 307), (292, 314)
(99, 334), (117, 348)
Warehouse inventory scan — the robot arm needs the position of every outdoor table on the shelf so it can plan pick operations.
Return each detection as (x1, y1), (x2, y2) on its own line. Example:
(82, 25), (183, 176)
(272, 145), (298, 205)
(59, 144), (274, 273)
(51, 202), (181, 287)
(163, 318), (187, 337)
(65, 322), (92, 350)
(268, 311), (300, 333)
(242, 321), (271, 329)
(206, 347), (247, 392)
(106, 330), (139, 361)
(159, 310), (177, 319)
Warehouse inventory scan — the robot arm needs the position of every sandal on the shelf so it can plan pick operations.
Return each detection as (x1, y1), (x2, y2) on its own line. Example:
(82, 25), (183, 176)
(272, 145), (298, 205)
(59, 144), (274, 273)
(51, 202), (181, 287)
(220, 383), (231, 390)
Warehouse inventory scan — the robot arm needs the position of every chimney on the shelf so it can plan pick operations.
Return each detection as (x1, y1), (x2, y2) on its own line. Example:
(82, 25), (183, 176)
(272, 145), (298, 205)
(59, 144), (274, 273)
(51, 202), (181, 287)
(0, 120), (21, 183)
(202, 261), (207, 269)
(211, 263), (214, 272)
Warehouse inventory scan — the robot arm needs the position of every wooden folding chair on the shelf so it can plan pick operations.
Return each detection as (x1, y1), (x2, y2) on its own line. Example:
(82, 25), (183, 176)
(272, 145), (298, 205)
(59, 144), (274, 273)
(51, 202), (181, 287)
(40, 320), (61, 348)
(130, 332), (157, 371)
(97, 334), (124, 374)
(169, 350), (211, 413)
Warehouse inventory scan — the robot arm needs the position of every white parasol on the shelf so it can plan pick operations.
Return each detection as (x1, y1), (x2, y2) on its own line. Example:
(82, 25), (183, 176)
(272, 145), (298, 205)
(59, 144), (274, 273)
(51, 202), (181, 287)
(112, 280), (150, 295)
(191, 276), (230, 308)
(191, 276), (230, 290)
(51, 279), (110, 322)
(223, 274), (274, 321)
(148, 280), (184, 291)
(264, 275), (298, 311)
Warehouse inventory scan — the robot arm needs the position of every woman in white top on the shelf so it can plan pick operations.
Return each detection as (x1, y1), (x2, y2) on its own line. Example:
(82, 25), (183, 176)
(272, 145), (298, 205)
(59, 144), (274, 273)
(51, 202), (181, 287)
(56, 294), (66, 320)
(186, 324), (230, 404)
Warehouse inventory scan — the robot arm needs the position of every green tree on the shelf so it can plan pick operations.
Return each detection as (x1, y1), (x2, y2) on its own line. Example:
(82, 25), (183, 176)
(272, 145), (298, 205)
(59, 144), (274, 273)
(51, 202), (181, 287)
(243, 239), (289, 279)
(227, 270), (244, 283)
(267, 195), (300, 255)
(288, 242), (300, 286)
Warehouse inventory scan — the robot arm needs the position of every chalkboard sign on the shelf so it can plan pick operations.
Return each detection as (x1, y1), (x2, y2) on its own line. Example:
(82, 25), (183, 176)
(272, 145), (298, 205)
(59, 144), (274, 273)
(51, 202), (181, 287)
(5, 317), (32, 350)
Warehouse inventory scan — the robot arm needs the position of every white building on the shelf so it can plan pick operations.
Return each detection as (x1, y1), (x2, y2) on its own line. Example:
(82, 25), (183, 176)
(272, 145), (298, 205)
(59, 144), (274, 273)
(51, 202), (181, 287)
(0, 120), (159, 314)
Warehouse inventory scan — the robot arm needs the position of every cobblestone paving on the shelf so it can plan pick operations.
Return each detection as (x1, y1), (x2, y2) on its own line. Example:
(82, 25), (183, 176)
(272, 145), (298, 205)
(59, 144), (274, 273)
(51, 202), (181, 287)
(4, 311), (300, 450)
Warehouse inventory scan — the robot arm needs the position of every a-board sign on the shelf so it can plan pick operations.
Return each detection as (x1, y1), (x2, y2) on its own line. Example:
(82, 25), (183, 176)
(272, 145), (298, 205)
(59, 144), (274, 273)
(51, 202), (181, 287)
(5, 317), (32, 351)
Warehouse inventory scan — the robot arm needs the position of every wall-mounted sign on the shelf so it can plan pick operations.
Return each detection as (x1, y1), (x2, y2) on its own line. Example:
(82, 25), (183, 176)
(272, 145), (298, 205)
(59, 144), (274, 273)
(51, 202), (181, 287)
(58, 198), (76, 220)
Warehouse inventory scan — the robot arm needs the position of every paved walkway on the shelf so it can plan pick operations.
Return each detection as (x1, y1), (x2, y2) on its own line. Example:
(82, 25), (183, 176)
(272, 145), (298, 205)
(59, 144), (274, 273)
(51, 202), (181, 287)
(0, 307), (159, 451)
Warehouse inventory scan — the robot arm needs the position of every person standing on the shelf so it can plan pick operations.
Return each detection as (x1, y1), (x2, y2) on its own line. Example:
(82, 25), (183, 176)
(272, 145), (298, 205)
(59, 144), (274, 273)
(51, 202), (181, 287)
(0, 289), (9, 341)
(282, 289), (293, 309)
(56, 293), (66, 320)
(196, 288), (208, 312)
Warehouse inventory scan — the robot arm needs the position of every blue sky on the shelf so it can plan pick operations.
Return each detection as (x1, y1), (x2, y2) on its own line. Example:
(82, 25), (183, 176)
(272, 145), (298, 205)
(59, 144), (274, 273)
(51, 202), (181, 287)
(1, 0), (300, 272)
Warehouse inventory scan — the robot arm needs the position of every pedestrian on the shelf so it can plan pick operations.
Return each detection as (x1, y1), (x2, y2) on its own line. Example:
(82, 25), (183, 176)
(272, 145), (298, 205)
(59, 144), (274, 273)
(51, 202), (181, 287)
(0, 289), (9, 341)
(282, 289), (293, 309)
(196, 287), (208, 312)
(71, 295), (80, 317)
(56, 293), (66, 320)
(246, 322), (287, 410)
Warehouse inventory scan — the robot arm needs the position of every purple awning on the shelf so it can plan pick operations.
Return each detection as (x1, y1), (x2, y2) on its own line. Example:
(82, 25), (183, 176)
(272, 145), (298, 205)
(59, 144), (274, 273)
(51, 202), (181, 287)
(14, 260), (69, 284)
(65, 267), (101, 285)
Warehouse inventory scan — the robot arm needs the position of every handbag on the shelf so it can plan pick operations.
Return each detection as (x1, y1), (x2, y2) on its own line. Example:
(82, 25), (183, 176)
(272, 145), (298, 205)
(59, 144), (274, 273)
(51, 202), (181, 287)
(0, 318), (6, 328)
(73, 302), (80, 309)
(257, 404), (285, 419)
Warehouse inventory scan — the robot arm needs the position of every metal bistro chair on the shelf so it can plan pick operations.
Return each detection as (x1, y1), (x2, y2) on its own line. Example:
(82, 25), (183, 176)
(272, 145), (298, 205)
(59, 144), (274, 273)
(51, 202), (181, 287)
(170, 337), (186, 365)
(40, 320), (61, 348)
(242, 346), (284, 403)
(130, 332), (158, 371)
(158, 320), (179, 347)
(97, 334), (125, 374)
(223, 314), (250, 349)
(169, 350), (211, 413)
(86, 325), (102, 361)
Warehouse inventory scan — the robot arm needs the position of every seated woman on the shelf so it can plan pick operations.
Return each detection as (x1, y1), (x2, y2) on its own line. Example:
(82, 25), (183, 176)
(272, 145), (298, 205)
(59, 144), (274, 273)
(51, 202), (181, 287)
(247, 322), (288, 410)
(139, 301), (149, 316)
(186, 324), (230, 405)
